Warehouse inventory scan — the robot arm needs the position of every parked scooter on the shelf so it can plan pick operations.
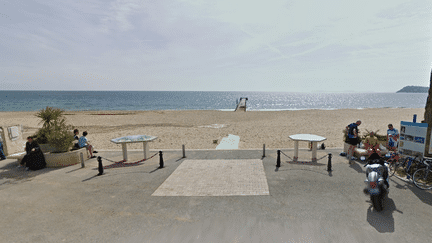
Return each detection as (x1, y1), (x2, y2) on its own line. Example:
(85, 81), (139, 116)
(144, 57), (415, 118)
(363, 153), (389, 212)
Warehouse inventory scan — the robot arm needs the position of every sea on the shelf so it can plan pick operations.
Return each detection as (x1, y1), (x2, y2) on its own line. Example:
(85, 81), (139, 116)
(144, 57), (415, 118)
(0, 91), (428, 112)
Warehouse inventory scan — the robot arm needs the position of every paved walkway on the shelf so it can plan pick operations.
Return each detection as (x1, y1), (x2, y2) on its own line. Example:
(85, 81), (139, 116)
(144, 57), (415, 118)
(0, 149), (431, 243)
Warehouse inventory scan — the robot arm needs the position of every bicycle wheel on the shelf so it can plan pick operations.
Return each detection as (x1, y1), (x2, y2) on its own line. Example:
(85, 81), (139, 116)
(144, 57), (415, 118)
(388, 161), (397, 177)
(393, 159), (407, 178)
(413, 168), (432, 190)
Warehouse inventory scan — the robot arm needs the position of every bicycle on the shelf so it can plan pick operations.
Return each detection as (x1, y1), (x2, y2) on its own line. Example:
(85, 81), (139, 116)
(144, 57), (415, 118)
(391, 155), (423, 179)
(412, 158), (432, 190)
(386, 151), (404, 177)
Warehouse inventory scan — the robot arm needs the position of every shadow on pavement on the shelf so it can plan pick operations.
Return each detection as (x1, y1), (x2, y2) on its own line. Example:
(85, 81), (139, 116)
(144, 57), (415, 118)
(390, 176), (432, 206)
(366, 197), (402, 233)
(0, 159), (60, 189)
(273, 166), (333, 177)
(406, 183), (432, 206)
(349, 160), (365, 174)
(82, 165), (165, 182)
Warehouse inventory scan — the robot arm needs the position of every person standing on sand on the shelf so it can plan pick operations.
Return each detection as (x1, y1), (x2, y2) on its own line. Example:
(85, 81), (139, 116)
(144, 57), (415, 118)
(78, 131), (97, 158)
(346, 120), (361, 162)
(387, 124), (399, 151)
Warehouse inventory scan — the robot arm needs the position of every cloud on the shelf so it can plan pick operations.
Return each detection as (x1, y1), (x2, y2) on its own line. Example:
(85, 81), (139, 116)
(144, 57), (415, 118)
(99, 0), (142, 33)
(0, 0), (431, 92)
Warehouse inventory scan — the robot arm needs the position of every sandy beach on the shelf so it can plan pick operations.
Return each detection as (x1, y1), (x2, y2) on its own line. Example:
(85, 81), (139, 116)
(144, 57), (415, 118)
(0, 108), (424, 151)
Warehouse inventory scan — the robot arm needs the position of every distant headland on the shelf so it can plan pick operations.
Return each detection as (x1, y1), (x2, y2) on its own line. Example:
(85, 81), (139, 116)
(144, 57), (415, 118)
(396, 86), (429, 93)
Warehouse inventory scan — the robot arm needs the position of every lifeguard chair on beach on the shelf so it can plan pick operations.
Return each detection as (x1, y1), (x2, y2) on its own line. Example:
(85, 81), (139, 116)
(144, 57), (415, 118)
(235, 97), (248, 112)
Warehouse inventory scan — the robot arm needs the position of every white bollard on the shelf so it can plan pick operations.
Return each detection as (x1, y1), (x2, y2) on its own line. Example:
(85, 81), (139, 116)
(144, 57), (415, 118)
(80, 152), (85, 168)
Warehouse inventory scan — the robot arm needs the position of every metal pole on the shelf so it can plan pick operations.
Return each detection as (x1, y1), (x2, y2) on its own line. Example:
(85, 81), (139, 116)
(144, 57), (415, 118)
(80, 152), (85, 168)
(327, 153), (332, 171)
(97, 156), (104, 175)
(182, 144), (186, 158)
(159, 151), (164, 168)
(276, 150), (281, 168)
(263, 144), (265, 157)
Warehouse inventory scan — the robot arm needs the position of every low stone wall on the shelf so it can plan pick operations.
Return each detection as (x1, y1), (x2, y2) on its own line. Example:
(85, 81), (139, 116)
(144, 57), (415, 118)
(344, 142), (388, 157)
(7, 147), (89, 168)
(45, 147), (89, 167)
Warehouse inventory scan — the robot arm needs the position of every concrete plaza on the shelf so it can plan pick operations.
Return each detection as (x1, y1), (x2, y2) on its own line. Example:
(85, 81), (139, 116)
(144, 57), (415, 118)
(0, 148), (431, 242)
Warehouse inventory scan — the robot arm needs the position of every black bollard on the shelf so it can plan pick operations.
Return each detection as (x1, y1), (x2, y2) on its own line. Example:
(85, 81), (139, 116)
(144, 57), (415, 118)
(97, 156), (104, 176)
(327, 153), (332, 171)
(276, 150), (281, 168)
(159, 151), (164, 168)
(182, 144), (186, 158)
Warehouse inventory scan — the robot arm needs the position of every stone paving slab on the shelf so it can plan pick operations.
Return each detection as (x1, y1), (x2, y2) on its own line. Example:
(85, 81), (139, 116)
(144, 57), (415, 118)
(152, 159), (269, 196)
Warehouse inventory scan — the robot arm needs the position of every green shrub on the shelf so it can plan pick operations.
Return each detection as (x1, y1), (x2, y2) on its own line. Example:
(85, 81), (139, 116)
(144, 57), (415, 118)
(33, 106), (75, 152)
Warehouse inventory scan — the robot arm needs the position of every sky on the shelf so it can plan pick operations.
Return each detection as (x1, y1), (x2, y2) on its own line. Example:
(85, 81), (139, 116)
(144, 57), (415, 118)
(0, 0), (431, 93)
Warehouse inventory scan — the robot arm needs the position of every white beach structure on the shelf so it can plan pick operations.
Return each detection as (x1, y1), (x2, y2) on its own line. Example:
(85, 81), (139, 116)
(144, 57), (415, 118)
(235, 97), (248, 112)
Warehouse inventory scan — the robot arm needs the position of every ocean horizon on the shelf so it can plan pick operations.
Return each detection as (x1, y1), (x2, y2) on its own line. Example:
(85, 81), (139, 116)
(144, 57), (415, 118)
(0, 90), (428, 112)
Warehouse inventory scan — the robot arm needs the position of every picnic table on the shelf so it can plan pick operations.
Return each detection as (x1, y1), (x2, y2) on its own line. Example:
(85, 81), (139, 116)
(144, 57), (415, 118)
(111, 135), (158, 162)
(289, 134), (327, 162)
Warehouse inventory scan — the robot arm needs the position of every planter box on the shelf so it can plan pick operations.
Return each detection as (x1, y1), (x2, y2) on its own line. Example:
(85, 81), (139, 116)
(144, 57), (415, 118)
(7, 147), (89, 168)
(45, 147), (89, 167)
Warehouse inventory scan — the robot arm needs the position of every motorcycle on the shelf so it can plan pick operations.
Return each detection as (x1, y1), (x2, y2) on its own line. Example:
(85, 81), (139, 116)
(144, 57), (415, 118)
(363, 153), (389, 212)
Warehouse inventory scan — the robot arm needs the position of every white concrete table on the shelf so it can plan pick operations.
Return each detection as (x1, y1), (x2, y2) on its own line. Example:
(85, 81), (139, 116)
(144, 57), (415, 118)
(111, 135), (158, 162)
(289, 134), (327, 162)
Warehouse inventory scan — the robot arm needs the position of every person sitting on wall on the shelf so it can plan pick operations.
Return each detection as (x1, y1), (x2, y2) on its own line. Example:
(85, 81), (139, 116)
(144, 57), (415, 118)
(364, 131), (380, 156)
(78, 131), (98, 158)
(73, 129), (80, 149)
(17, 136), (46, 171)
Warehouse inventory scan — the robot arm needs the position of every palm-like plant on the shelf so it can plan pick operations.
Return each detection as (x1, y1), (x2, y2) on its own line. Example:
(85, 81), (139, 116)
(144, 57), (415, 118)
(33, 106), (74, 152)
(36, 106), (65, 129)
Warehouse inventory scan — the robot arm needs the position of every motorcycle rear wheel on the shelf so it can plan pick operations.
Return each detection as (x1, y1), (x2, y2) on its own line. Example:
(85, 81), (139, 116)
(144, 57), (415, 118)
(371, 194), (383, 212)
